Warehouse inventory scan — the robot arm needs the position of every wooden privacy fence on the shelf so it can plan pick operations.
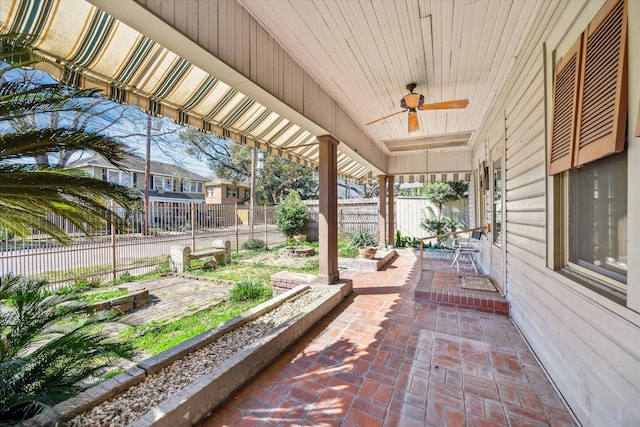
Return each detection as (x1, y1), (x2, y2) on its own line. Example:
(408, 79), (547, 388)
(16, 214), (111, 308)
(305, 198), (379, 240)
(0, 202), (282, 287)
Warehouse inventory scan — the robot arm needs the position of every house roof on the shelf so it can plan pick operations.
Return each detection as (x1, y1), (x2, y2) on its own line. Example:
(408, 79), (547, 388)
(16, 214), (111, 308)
(69, 154), (210, 182)
(206, 175), (250, 188)
(146, 190), (205, 202)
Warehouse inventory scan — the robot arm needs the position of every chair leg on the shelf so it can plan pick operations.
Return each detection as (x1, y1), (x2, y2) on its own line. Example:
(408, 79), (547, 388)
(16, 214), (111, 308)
(451, 251), (461, 271)
(469, 252), (478, 274)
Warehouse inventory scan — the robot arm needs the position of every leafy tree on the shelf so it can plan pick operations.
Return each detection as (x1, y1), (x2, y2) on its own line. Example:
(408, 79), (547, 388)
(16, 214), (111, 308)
(0, 275), (134, 424)
(422, 181), (465, 219)
(274, 190), (307, 237)
(178, 127), (317, 203)
(419, 181), (468, 248)
(0, 33), (140, 245)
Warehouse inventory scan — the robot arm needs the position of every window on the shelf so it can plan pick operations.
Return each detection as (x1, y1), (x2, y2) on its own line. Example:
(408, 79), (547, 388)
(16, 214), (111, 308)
(568, 149), (627, 285)
(226, 186), (237, 198)
(107, 170), (131, 186)
(549, 0), (628, 296)
(182, 181), (202, 193)
(207, 187), (215, 197)
(493, 158), (502, 246)
(153, 176), (173, 192)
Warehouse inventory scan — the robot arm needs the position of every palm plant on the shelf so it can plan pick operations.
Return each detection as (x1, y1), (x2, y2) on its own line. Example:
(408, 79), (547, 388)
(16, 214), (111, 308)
(0, 275), (134, 424)
(0, 33), (139, 245)
(0, 33), (139, 422)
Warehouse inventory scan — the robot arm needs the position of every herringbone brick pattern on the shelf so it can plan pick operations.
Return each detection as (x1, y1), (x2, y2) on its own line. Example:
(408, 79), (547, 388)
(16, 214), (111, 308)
(200, 255), (576, 426)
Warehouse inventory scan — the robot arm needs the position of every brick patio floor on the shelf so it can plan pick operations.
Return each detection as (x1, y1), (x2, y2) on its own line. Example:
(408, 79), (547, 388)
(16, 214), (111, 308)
(199, 254), (576, 427)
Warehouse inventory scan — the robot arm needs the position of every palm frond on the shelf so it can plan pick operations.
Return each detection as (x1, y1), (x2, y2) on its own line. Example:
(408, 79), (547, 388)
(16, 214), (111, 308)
(0, 165), (140, 242)
(0, 127), (133, 168)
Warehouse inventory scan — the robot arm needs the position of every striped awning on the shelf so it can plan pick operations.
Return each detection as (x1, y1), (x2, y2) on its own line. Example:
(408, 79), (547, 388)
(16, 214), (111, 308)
(0, 0), (372, 180)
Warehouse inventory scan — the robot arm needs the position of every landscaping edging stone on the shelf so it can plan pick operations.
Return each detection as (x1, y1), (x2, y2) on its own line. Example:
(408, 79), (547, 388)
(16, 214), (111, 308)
(87, 288), (149, 314)
(52, 280), (352, 425)
(339, 248), (398, 271)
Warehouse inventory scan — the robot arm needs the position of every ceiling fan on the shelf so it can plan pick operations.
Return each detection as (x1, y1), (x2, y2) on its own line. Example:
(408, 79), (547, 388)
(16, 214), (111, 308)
(366, 83), (469, 132)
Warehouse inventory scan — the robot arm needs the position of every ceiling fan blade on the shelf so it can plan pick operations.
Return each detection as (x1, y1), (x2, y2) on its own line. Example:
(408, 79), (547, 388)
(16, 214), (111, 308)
(366, 110), (407, 126)
(418, 99), (469, 111)
(408, 111), (419, 132)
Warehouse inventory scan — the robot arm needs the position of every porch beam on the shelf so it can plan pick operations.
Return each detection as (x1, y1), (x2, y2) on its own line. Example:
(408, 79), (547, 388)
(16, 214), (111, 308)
(378, 175), (387, 247)
(387, 175), (395, 246)
(317, 135), (340, 284)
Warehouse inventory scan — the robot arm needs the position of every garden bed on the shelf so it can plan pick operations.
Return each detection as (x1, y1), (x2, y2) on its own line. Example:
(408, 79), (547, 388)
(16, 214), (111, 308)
(55, 280), (352, 426)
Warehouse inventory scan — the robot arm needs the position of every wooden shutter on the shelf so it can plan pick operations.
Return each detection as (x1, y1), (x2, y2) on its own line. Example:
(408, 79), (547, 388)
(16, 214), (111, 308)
(575, 0), (627, 167)
(549, 37), (582, 175)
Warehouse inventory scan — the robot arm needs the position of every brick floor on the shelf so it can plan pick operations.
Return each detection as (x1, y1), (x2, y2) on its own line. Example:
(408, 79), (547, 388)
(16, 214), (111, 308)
(199, 254), (576, 427)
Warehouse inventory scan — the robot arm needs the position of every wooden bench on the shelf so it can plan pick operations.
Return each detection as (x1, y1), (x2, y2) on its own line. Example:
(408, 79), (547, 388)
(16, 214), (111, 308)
(170, 239), (231, 273)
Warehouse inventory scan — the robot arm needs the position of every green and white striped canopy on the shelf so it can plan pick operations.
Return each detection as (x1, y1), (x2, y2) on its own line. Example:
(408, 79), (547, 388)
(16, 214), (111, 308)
(0, 0), (372, 180)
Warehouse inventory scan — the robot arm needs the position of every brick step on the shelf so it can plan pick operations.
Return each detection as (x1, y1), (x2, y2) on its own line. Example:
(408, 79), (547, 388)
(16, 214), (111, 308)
(414, 270), (509, 316)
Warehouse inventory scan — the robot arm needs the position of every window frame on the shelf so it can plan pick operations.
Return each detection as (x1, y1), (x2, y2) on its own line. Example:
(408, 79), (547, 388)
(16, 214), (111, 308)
(153, 176), (173, 192)
(547, 0), (630, 302)
(492, 157), (502, 247)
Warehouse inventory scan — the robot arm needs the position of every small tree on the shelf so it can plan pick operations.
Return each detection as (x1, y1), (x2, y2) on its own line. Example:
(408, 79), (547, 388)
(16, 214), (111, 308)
(420, 181), (468, 248)
(274, 191), (307, 238)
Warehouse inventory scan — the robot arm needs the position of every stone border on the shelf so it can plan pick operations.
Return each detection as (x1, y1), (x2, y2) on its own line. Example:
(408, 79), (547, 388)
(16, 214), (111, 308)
(87, 288), (149, 314)
(339, 248), (398, 271)
(53, 280), (352, 426)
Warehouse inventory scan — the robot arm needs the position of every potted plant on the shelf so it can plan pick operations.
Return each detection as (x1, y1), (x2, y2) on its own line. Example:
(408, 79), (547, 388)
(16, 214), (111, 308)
(349, 229), (378, 259)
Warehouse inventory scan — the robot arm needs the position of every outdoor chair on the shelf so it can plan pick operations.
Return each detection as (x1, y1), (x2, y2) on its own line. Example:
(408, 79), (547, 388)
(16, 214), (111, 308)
(451, 230), (482, 273)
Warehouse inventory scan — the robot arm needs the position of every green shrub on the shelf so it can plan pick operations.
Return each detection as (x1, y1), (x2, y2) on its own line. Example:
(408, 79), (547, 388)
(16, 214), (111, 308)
(242, 238), (266, 250)
(274, 191), (308, 237)
(0, 275), (134, 423)
(229, 280), (272, 303)
(349, 229), (378, 249)
(338, 239), (358, 258)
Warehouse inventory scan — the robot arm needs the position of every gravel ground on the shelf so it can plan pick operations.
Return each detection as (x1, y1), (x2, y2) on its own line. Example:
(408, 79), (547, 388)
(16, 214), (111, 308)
(68, 287), (332, 426)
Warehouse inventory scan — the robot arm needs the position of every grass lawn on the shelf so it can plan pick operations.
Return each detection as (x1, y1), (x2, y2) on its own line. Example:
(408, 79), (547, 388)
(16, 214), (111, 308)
(112, 244), (319, 356)
(118, 297), (270, 356)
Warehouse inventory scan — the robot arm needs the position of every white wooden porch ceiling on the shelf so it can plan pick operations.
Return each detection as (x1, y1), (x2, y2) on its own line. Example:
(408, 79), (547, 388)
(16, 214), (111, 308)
(0, 0), (541, 180)
(239, 0), (541, 153)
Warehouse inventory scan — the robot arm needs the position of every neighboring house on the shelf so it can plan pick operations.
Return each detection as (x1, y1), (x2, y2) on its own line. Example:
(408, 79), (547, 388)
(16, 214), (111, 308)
(70, 154), (210, 227)
(205, 175), (250, 205)
(70, 154), (209, 205)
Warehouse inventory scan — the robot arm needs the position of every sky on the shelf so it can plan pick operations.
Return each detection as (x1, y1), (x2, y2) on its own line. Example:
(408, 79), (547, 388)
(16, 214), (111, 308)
(1, 64), (213, 178)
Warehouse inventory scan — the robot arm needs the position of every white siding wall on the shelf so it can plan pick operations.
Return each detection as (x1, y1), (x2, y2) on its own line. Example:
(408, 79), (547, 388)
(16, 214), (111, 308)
(471, 0), (640, 425)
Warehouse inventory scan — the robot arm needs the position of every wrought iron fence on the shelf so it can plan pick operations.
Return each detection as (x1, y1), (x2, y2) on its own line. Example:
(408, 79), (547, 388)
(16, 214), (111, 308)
(1, 198), (404, 287)
(0, 203), (282, 287)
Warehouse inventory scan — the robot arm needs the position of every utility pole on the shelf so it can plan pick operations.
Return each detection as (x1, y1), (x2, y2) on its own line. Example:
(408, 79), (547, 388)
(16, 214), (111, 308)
(143, 114), (151, 235)
(249, 148), (256, 239)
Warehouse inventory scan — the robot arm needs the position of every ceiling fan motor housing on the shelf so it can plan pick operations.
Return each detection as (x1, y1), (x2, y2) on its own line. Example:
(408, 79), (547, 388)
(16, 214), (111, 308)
(401, 93), (424, 111)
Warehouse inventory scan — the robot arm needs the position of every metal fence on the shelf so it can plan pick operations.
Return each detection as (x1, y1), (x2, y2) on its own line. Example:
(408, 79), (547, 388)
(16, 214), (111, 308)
(0, 203), (283, 287)
(1, 197), (460, 287)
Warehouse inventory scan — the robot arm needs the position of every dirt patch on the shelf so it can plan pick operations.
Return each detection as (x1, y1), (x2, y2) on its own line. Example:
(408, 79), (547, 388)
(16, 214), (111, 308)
(236, 250), (318, 269)
(118, 277), (231, 326)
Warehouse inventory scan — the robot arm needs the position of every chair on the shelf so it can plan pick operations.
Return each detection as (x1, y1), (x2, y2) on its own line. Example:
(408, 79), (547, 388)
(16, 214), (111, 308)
(451, 230), (482, 273)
